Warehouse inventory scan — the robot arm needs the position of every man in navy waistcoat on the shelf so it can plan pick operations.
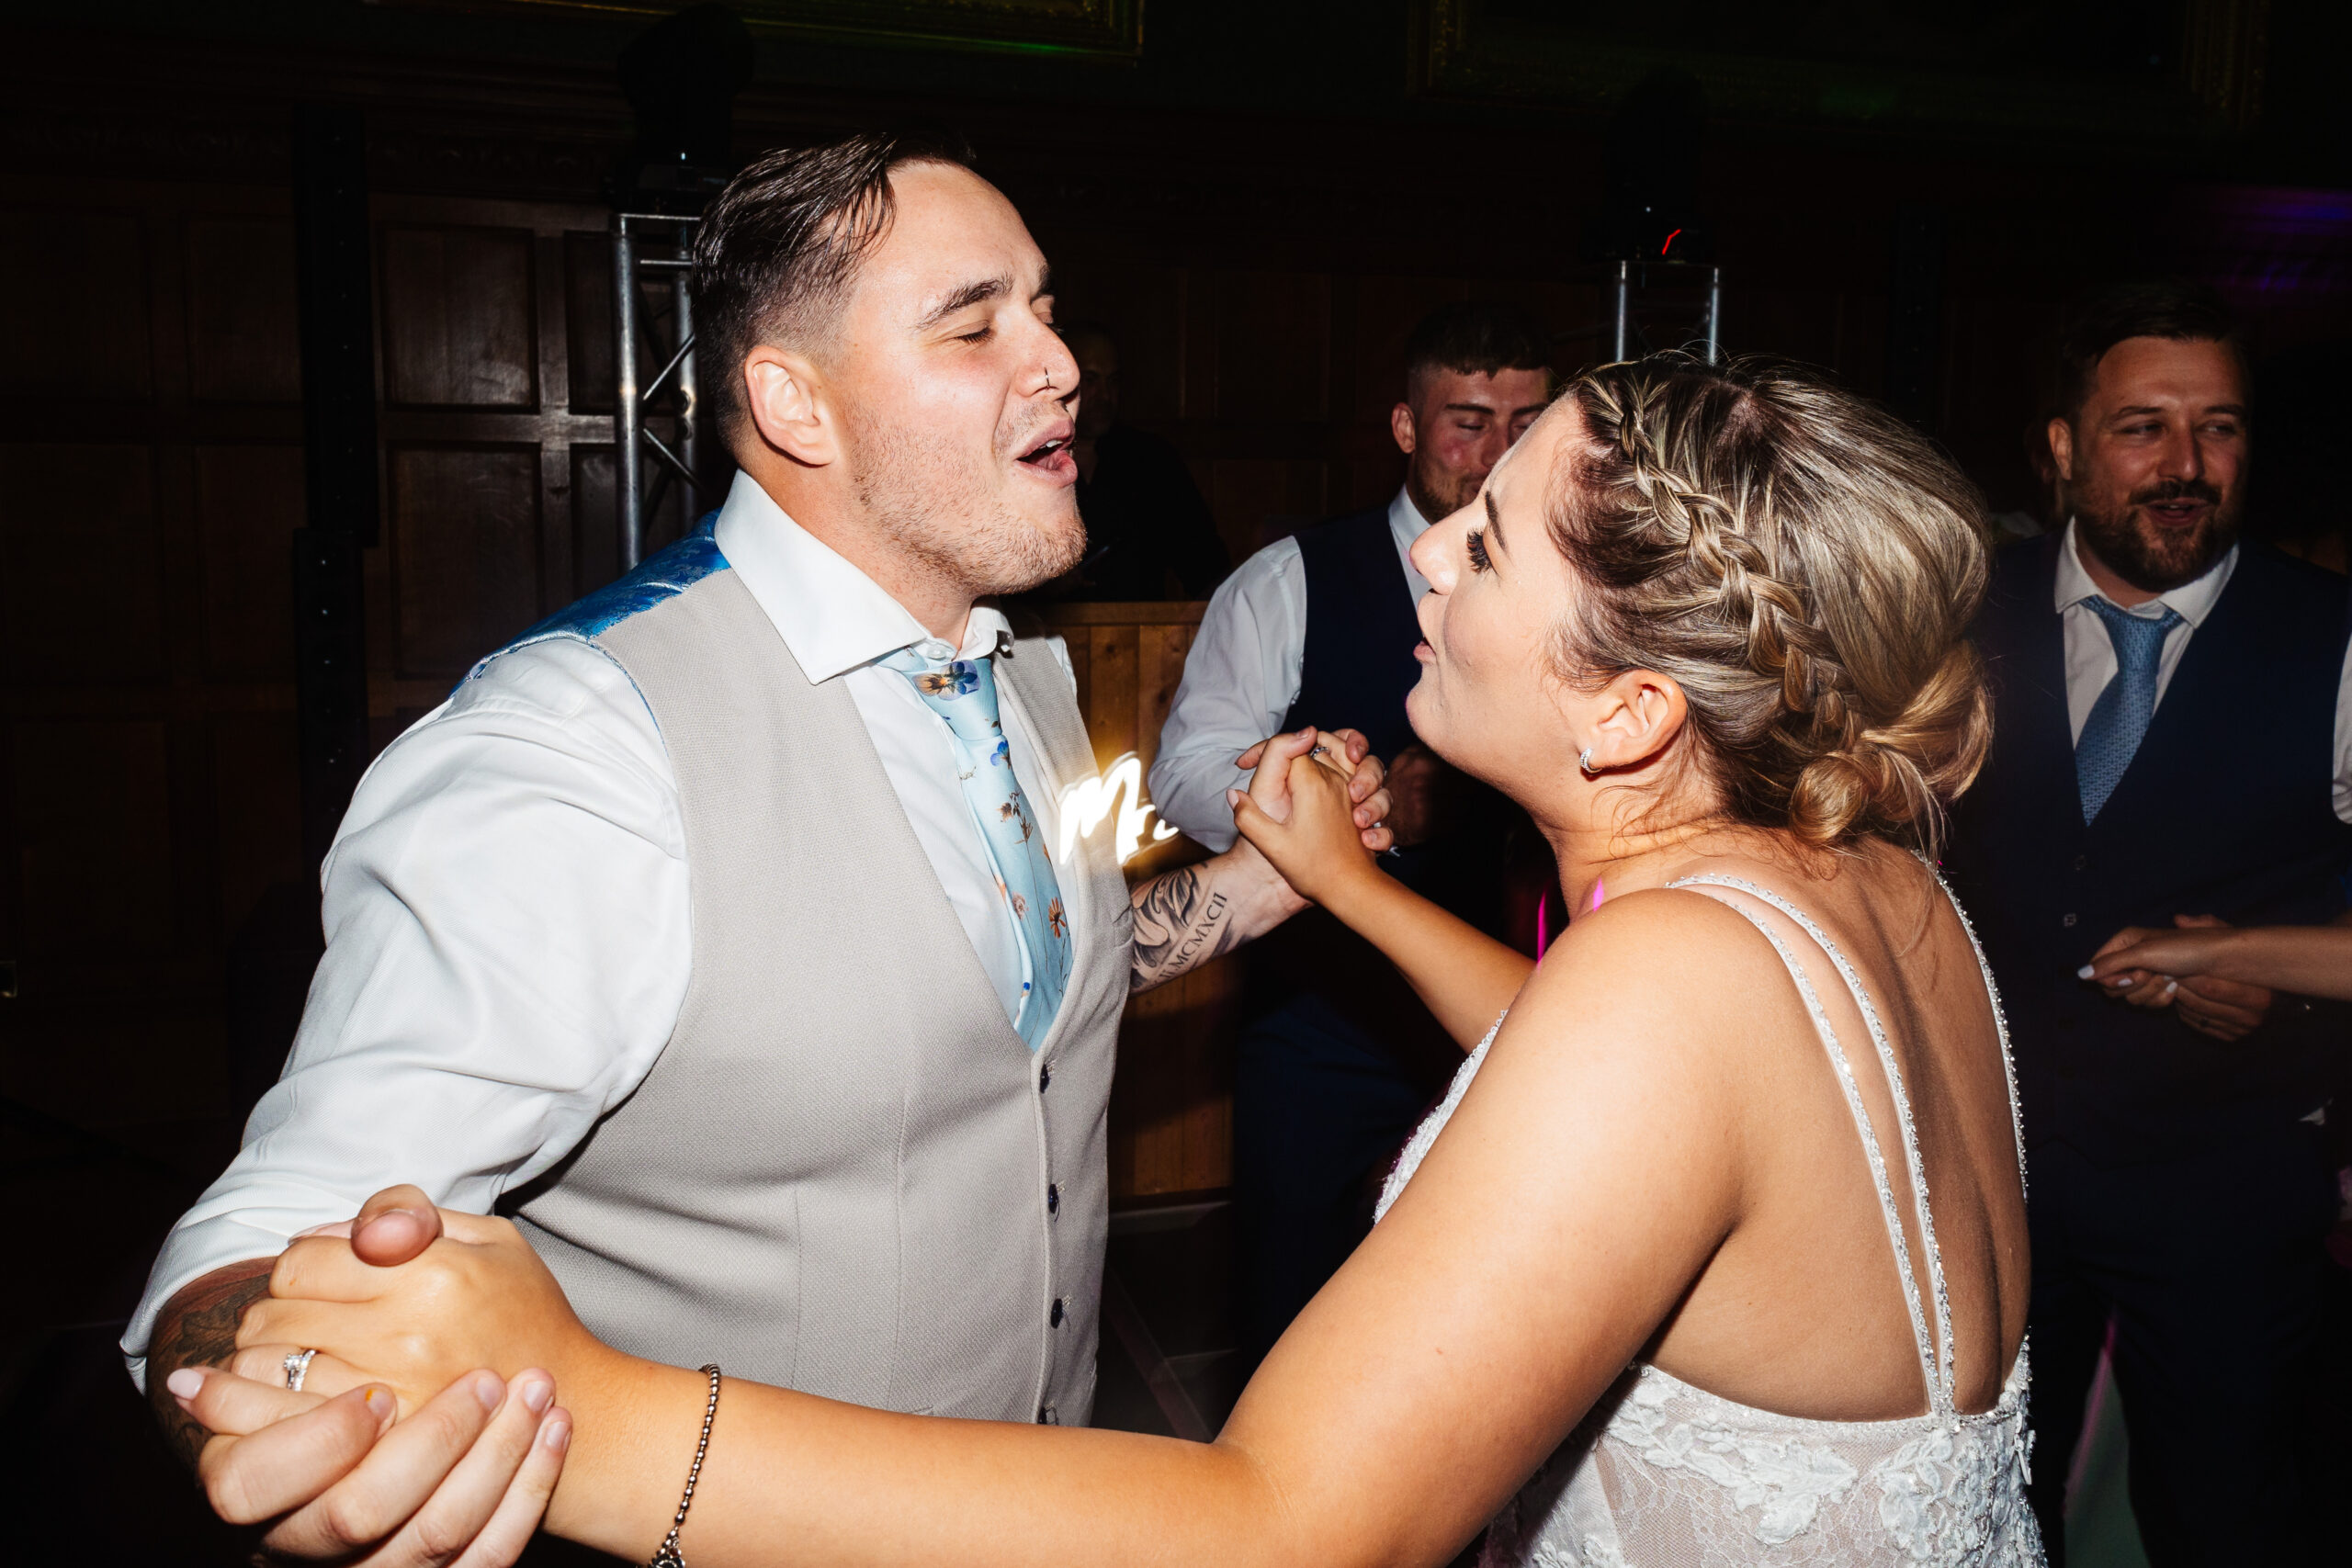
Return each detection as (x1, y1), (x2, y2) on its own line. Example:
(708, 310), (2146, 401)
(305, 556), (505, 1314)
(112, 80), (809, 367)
(1148, 302), (1555, 1362)
(1944, 279), (2352, 1565)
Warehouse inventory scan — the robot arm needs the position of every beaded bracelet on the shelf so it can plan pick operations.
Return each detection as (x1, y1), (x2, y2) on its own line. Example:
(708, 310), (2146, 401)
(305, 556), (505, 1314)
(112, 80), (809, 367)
(648, 1364), (722, 1568)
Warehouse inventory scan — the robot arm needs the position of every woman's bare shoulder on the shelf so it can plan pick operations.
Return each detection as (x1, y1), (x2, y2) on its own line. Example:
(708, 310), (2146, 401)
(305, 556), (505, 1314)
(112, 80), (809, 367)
(1506, 881), (1809, 1078)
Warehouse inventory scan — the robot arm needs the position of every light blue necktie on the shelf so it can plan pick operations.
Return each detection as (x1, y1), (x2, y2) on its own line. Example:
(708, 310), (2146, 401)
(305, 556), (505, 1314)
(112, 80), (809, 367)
(2075, 597), (2183, 824)
(881, 645), (1071, 1049)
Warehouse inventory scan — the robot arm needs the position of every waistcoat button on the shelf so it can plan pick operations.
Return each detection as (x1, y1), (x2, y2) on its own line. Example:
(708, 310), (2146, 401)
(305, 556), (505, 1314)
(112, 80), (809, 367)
(1037, 1404), (1058, 1424)
(2062, 912), (2077, 928)
(1039, 1064), (1051, 1093)
(1050, 1297), (1065, 1326)
(1046, 1183), (1060, 1215)
(2073, 854), (2088, 872)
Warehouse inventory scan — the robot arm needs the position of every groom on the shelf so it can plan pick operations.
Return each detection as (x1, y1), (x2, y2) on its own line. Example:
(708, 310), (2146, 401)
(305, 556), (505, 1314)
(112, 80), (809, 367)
(129, 131), (1389, 1461)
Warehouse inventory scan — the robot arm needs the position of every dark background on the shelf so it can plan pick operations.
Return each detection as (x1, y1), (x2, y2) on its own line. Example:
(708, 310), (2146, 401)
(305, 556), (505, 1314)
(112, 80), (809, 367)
(2, 2), (2347, 1560)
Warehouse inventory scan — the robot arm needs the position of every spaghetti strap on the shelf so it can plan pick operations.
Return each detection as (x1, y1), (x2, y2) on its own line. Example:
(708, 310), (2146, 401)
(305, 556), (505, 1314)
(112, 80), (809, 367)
(1668, 874), (1957, 1419)
(1916, 852), (2031, 1199)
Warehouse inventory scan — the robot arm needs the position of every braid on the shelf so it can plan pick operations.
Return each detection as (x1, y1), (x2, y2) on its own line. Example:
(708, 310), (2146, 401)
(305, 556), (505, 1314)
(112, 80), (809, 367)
(1548, 355), (1991, 852)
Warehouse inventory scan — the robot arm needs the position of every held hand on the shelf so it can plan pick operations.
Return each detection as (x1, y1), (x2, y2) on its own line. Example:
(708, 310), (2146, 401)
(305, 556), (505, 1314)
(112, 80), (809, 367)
(2084, 916), (2272, 1041)
(167, 1363), (568, 1565)
(1230, 735), (1385, 909)
(1235, 726), (1394, 852)
(236, 1193), (610, 1418)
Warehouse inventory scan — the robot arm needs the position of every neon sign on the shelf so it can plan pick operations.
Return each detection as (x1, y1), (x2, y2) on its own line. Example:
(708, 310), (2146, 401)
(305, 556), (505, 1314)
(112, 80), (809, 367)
(1057, 751), (1179, 867)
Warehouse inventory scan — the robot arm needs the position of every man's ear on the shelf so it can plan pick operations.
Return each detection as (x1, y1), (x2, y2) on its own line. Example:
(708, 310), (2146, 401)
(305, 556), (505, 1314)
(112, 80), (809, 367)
(1390, 402), (1419, 457)
(2047, 416), (2076, 483)
(744, 344), (836, 468)
(1582, 668), (1689, 773)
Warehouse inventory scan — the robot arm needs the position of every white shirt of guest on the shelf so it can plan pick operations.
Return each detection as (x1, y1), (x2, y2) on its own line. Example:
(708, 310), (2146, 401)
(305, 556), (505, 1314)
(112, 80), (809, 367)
(2053, 519), (2352, 823)
(122, 470), (1074, 1382)
(1148, 488), (1433, 852)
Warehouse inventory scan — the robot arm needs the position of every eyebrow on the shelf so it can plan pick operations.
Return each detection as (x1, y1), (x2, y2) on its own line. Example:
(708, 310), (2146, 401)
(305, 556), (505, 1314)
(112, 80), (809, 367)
(2109, 402), (2248, 420)
(914, 275), (1010, 332)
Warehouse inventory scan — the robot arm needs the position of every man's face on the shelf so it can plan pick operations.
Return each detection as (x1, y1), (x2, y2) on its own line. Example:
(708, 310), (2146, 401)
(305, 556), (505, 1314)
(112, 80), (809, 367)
(1394, 367), (1553, 524)
(2052, 335), (2248, 595)
(828, 162), (1086, 596)
(1069, 332), (1120, 440)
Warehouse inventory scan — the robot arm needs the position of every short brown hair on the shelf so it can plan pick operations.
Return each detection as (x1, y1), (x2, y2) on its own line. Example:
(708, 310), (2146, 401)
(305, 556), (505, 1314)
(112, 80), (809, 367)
(1548, 355), (1992, 853)
(691, 128), (976, 439)
(2056, 277), (2242, 420)
(1402, 300), (1555, 402)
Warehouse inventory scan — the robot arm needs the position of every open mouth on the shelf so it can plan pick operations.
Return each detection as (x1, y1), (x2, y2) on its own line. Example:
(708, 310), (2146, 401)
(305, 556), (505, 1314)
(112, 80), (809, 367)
(1014, 424), (1077, 482)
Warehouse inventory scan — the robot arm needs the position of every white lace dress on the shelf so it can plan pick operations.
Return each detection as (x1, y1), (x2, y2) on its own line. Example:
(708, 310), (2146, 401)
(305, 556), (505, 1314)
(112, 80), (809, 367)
(1374, 872), (2045, 1567)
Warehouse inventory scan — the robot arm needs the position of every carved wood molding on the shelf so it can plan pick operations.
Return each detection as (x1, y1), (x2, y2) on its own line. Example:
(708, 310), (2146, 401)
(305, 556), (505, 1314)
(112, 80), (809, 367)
(1411, 0), (2273, 142)
(384, 0), (1144, 60)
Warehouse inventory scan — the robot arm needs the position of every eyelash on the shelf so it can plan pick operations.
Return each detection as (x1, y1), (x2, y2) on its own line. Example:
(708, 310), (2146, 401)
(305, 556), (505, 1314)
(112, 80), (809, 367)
(1465, 528), (1491, 573)
(956, 326), (993, 344)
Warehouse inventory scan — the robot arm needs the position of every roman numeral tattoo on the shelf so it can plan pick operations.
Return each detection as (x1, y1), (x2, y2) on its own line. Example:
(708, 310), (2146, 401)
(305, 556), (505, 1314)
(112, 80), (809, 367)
(1129, 863), (1238, 994)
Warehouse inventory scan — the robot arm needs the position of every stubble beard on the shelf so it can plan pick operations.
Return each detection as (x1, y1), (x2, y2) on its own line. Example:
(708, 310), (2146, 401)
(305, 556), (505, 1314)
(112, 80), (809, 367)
(845, 404), (1088, 597)
(1407, 457), (1480, 527)
(2073, 478), (2243, 594)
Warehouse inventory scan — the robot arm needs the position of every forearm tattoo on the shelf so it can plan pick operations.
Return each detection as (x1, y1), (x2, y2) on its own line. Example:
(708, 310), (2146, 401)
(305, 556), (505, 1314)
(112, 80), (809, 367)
(1129, 863), (1239, 994)
(147, 1260), (272, 1470)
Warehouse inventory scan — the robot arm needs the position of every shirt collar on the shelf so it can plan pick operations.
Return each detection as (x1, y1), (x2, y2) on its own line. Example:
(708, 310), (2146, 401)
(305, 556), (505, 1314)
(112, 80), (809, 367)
(711, 469), (1012, 682)
(2053, 517), (2238, 627)
(1388, 487), (1435, 601)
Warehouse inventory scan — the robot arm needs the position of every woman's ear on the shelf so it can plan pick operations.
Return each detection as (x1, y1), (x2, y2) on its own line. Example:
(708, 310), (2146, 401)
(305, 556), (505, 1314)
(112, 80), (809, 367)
(743, 345), (836, 467)
(1582, 668), (1688, 773)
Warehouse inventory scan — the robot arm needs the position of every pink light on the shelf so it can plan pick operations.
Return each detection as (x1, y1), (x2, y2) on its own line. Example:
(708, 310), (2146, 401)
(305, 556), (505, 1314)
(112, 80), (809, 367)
(1535, 897), (1549, 956)
(1591, 877), (1606, 913)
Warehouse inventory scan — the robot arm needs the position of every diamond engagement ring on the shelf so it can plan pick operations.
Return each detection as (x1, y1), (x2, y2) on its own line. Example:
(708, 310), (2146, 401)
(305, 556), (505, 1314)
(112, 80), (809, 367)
(283, 1348), (319, 1393)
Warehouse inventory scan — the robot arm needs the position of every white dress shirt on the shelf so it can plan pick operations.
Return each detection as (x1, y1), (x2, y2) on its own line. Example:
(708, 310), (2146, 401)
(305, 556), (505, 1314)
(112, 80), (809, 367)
(124, 471), (1074, 1381)
(1148, 489), (1433, 852)
(2053, 520), (2352, 823)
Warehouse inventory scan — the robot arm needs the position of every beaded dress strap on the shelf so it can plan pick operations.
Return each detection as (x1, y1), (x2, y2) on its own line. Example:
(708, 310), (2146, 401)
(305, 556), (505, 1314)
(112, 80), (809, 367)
(1668, 874), (1956, 1419)
(1914, 852), (2030, 1198)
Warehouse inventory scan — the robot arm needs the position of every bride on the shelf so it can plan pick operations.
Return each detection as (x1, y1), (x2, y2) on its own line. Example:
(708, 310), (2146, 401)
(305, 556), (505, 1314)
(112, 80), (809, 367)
(176, 355), (2042, 1566)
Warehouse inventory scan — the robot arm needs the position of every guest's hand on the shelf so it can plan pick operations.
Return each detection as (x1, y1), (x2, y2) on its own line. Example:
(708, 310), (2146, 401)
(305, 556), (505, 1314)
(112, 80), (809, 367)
(1236, 725), (1394, 853)
(164, 1360), (567, 1565)
(234, 1195), (615, 1423)
(2085, 916), (2272, 1042)
(1230, 732), (1385, 909)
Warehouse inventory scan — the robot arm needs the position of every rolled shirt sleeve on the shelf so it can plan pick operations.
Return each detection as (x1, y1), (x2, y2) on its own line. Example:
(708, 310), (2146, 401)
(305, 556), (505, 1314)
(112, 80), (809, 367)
(1148, 536), (1307, 853)
(122, 637), (691, 1386)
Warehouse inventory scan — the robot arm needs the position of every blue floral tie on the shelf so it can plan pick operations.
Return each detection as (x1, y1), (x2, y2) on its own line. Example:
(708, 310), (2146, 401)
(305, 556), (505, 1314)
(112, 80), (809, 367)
(881, 645), (1071, 1049)
(2075, 597), (2183, 824)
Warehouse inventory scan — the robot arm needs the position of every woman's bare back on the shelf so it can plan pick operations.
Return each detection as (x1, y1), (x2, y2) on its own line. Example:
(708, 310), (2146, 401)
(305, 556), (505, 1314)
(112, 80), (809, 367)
(1644, 837), (2030, 1421)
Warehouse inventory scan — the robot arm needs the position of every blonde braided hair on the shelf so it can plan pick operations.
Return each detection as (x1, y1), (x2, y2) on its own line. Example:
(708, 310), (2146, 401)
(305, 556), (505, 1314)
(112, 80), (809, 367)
(1548, 355), (1992, 853)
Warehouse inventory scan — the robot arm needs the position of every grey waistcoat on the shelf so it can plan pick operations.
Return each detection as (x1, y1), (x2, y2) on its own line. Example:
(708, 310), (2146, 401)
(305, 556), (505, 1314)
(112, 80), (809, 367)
(482, 523), (1131, 1424)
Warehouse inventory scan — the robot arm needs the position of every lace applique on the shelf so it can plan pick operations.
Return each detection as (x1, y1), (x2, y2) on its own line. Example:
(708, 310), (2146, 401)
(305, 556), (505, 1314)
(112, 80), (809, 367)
(1604, 1378), (1861, 1546)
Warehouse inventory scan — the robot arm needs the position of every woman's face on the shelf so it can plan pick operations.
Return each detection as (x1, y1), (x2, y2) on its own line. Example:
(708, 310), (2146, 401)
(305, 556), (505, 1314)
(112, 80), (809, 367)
(1405, 401), (1591, 807)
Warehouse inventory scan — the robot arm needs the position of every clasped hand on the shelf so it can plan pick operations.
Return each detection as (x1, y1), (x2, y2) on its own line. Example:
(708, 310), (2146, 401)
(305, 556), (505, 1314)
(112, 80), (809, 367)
(168, 1188), (592, 1565)
(2081, 914), (2274, 1043)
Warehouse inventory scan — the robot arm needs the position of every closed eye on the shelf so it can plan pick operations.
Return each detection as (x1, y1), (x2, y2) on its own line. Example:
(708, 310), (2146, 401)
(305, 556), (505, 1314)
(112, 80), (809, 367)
(1465, 527), (1492, 573)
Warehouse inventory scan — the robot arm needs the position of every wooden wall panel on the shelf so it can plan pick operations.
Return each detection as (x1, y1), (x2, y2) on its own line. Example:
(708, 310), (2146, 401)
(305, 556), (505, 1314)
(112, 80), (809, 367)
(13, 719), (175, 959)
(194, 444), (304, 682)
(1044, 601), (1234, 1200)
(0, 442), (166, 688)
(1212, 269), (1329, 423)
(209, 712), (302, 935)
(1203, 457), (1329, 561)
(562, 231), (616, 416)
(0, 207), (152, 400)
(379, 225), (537, 410)
(389, 444), (544, 677)
(185, 216), (300, 403)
